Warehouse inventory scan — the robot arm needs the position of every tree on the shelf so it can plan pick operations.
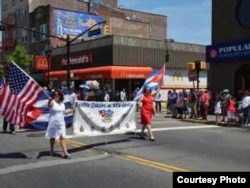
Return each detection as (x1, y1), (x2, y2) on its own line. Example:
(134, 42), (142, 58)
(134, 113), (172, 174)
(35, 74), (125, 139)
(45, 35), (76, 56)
(6, 41), (33, 73)
(0, 64), (4, 77)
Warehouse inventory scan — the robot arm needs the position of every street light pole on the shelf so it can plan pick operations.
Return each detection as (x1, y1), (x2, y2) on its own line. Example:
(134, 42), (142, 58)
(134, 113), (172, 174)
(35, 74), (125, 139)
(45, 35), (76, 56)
(66, 34), (71, 89)
(45, 44), (52, 86)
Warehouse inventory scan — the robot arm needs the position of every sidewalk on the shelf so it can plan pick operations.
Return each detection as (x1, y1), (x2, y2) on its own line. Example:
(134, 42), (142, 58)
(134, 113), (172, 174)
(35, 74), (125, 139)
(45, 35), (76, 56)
(152, 110), (245, 127)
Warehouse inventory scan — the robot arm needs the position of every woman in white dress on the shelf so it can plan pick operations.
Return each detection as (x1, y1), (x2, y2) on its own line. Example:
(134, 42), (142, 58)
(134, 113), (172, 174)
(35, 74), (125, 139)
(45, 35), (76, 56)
(45, 89), (75, 158)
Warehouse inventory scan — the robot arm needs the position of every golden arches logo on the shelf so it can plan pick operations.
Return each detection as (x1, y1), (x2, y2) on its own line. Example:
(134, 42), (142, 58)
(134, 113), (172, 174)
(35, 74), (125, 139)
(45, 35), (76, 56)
(35, 56), (48, 70)
(172, 72), (183, 82)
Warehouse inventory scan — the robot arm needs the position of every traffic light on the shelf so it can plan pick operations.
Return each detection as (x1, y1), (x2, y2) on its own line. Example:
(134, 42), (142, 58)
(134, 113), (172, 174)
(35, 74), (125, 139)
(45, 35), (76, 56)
(188, 61), (206, 71)
(103, 24), (110, 35)
(188, 62), (195, 71)
(199, 61), (206, 69)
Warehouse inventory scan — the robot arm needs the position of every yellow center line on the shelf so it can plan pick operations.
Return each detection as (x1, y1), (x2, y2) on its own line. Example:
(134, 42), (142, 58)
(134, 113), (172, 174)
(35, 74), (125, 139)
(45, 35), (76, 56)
(66, 139), (190, 172)
(119, 155), (190, 172)
(66, 139), (87, 147)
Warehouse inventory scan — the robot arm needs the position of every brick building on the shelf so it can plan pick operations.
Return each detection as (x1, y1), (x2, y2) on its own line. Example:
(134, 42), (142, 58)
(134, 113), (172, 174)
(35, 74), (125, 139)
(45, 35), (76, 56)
(1, 0), (206, 100)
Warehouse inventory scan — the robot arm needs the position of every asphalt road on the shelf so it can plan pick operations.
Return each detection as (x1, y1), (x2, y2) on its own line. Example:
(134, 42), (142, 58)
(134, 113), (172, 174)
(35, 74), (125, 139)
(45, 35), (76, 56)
(1, 113), (250, 188)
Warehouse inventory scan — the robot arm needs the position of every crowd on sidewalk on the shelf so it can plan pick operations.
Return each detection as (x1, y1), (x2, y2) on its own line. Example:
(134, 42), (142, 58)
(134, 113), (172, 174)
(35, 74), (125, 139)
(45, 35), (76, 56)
(150, 88), (250, 127)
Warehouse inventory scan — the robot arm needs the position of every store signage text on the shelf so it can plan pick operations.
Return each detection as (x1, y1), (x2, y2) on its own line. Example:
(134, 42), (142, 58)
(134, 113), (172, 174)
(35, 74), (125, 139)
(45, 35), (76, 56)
(206, 41), (250, 63)
(61, 54), (93, 66)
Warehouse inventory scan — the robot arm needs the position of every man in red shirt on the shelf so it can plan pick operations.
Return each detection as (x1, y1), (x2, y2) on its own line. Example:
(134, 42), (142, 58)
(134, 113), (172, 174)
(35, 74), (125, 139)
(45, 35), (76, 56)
(200, 89), (209, 120)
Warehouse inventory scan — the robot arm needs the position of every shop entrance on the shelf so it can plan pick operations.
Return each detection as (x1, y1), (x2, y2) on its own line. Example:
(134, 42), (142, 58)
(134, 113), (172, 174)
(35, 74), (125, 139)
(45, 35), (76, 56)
(235, 64), (250, 99)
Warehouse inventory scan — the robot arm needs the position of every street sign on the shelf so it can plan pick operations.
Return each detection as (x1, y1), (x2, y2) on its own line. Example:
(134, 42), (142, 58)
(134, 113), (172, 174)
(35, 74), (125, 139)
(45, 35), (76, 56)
(188, 70), (197, 81)
(88, 28), (101, 37)
(0, 25), (6, 31)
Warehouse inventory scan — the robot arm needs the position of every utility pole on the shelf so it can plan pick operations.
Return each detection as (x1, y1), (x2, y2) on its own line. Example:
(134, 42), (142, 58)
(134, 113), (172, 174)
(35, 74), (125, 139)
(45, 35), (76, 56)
(66, 34), (71, 89)
(0, 20), (106, 90)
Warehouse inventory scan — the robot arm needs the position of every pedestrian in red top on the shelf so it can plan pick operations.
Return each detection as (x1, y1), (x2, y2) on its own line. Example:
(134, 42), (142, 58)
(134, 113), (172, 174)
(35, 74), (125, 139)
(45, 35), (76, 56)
(227, 95), (236, 124)
(200, 89), (209, 120)
(138, 86), (159, 141)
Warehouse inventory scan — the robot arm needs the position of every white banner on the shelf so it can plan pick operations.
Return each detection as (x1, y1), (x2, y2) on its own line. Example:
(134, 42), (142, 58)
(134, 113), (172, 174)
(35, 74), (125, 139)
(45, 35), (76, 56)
(73, 101), (136, 136)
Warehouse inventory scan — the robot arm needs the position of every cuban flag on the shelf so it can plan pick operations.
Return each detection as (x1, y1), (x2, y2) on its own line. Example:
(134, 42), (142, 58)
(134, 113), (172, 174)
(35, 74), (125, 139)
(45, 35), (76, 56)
(134, 64), (165, 102)
(26, 86), (74, 130)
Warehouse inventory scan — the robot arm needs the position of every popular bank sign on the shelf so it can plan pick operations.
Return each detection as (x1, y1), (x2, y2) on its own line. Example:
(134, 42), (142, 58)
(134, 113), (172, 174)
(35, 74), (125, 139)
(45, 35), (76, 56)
(206, 41), (250, 63)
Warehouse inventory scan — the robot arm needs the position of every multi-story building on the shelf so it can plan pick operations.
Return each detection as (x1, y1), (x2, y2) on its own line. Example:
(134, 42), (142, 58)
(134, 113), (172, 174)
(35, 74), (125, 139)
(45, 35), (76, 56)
(1, 0), (206, 100)
(206, 0), (250, 99)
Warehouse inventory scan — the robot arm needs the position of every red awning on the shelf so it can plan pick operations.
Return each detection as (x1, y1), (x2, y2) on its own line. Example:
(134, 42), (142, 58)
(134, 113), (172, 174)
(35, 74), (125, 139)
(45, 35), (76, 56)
(49, 66), (153, 80)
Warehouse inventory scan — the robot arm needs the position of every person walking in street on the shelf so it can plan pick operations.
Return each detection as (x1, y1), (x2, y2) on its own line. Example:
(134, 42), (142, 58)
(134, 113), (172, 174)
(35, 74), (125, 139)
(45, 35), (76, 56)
(45, 89), (75, 159)
(154, 92), (162, 112)
(138, 87), (159, 141)
(2, 118), (15, 135)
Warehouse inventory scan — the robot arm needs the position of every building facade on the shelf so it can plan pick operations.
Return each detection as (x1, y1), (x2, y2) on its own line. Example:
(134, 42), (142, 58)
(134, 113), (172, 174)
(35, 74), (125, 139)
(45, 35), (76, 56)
(206, 0), (250, 98)
(1, 0), (206, 101)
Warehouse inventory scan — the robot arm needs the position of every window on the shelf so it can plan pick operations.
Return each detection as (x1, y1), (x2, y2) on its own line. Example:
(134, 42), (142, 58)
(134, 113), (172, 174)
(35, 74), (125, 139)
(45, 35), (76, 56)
(40, 23), (48, 40)
(21, 29), (28, 43)
(31, 28), (37, 43)
(12, 30), (17, 41)
(20, 6), (27, 21)
(2, 4), (8, 11)
(11, 0), (16, 6)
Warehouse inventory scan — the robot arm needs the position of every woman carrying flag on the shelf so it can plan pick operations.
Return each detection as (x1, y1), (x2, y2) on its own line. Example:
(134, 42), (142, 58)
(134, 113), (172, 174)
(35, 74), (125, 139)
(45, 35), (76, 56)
(45, 89), (75, 159)
(139, 86), (160, 141)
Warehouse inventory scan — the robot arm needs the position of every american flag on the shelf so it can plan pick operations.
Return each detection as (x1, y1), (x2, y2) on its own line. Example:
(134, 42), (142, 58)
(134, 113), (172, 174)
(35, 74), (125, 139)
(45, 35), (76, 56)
(0, 78), (6, 110)
(1, 62), (44, 128)
(134, 64), (165, 101)
(0, 78), (4, 96)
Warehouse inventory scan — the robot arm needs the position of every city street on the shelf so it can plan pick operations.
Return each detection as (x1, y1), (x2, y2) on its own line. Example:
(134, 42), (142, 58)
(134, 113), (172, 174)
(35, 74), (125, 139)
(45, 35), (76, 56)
(1, 112), (250, 188)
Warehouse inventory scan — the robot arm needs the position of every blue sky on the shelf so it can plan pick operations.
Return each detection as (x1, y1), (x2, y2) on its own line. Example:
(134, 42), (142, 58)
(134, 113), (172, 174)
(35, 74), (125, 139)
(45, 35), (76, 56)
(118, 0), (211, 45)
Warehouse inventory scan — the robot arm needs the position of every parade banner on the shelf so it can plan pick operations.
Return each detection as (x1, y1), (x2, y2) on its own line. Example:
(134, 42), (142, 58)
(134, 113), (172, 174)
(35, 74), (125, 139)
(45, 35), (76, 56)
(73, 101), (136, 136)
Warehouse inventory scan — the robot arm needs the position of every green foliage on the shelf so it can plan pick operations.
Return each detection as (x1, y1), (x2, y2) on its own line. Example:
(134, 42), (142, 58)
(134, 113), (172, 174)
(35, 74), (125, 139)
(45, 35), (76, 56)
(0, 64), (4, 77)
(6, 42), (33, 73)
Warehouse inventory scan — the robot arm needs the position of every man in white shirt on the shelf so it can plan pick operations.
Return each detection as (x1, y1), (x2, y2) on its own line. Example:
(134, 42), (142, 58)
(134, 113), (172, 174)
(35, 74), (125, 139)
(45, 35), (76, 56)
(69, 87), (77, 108)
(120, 88), (127, 101)
(104, 91), (110, 101)
(154, 92), (162, 112)
(241, 90), (250, 125)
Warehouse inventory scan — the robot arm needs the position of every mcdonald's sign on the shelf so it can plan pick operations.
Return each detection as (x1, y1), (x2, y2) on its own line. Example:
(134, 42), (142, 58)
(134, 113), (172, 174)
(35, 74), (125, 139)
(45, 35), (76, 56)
(172, 72), (183, 82)
(34, 55), (48, 70)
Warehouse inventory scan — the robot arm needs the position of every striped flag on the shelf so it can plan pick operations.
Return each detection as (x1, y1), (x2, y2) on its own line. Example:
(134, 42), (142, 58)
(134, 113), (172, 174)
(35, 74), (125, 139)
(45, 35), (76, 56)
(26, 86), (74, 130)
(0, 78), (5, 96)
(0, 78), (6, 107)
(134, 64), (165, 101)
(1, 62), (44, 128)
